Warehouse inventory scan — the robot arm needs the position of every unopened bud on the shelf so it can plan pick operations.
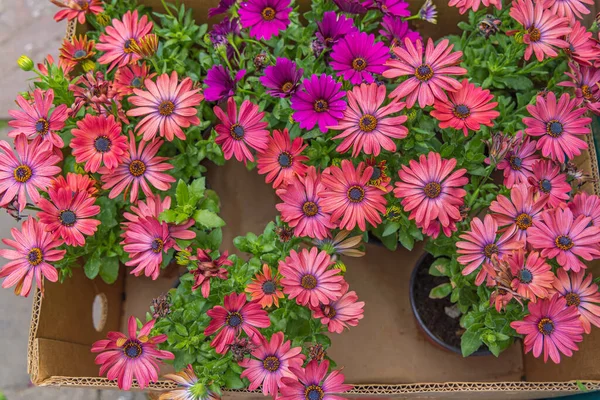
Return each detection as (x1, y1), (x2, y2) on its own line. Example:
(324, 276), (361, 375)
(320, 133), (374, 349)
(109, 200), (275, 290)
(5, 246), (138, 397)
(17, 55), (34, 71)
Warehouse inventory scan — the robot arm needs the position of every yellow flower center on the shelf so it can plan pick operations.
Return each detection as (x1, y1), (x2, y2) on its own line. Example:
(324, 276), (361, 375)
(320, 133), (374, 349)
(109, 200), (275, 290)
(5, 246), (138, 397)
(515, 213), (532, 230)
(555, 235), (574, 251)
(301, 274), (317, 289)
(359, 114), (377, 132)
(424, 182), (441, 198)
(129, 160), (147, 177)
(528, 26), (541, 42)
(28, 248), (43, 266)
(352, 57), (367, 71)
(302, 201), (318, 217)
(262, 356), (281, 372)
(415, 64), (433, 81)
(537, 317), (554, 335)
(261, 7), (276, 21)
(159, 100), (175, 116)
(13, 165), (32, 183)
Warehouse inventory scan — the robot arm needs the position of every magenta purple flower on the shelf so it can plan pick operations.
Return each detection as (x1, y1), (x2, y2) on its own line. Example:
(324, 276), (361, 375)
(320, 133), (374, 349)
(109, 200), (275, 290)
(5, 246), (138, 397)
(259, 58), (303, 98)
(330, 32), (390, 85)
(316, 11), (357, 49)
(239, 0), (292, 41)
(374, 0), (410, 17)
(208, 0), (236, 17)
(209, 17), (243, 60)
(204, 65), (246, 102)
(380, 15), (421, 48)
(333, 0), (369, 14)
(290, 74), (346, 133)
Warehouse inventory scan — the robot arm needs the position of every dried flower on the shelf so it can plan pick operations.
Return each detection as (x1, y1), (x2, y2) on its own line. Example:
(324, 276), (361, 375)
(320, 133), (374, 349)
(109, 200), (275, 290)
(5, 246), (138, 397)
(307, 344), (326, 362)
(151, 293), (171, 319)
(275, 225), (294, 242)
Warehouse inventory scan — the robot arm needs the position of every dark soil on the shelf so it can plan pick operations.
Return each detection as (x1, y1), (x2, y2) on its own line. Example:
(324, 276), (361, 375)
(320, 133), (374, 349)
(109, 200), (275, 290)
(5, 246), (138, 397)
(413, 254), (462, 350)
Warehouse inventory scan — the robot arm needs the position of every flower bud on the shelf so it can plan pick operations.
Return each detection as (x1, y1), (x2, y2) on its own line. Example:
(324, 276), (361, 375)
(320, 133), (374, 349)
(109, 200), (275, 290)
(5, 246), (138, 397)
(81, 59), (96, 72)
(17, 55), (34, 71)
(95, 13), (111, 26)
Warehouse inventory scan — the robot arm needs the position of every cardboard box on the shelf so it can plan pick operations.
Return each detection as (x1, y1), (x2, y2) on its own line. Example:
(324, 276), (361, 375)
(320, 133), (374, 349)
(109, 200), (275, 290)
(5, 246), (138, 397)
(28, 1), (600, 398)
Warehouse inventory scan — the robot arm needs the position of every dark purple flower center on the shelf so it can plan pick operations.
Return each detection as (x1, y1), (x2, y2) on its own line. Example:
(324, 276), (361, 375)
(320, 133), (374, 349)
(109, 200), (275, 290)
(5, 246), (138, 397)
(415, 64), (433, 81)
(370, 167), (382, 181)
(261, 6), (276, 21)
(263, 355), (281, 372)
(555, 235), (574, 251)
(453, 104), (471, 119)
(352, 57), (367, 71)
(59, 210), (77, 227)
(28, 248), (43, 266)
(74, 49), (88, 59)
(13, 165), (32, 183)
(124, 38), (136, 53)
(230, 124), (245, 140)
(129, 160), (147, 177)
(539, 179), (552, 193)
(151, 238), (164, 253)
(546, 120), (563, 137)
(515, 213), (532, 230)
(131, 76), (143, 88)
(359, 114), (377, 132)
(262, 280), (277, 294)
(518, 268), (533, 284)
(528, 26), (541, 42)
(159, 100), (175, 116)
(301, 274), (317, 289)
(227, 312), (243, 327)
(484, 243), (499, 258)
(94, 136), (112, 153)
(35, 118), (49, 135)
(320, 304), (337, 319)
(565, 292), (581, 307)
(509, 155), (522, 170)
(347, 185), (365, 202)
(537, 317), (554, 335)
(302, 201), (319, 217)
(123, 340), (143, 358)
(304, 385), (325, 400)
(313, 99), (328, 113)
(424, 182), (441, 198)
(278, 151), (292, 168)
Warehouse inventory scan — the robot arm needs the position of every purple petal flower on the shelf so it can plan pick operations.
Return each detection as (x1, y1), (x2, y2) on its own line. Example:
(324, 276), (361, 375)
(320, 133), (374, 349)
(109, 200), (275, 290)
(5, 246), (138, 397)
(379, 15), (422, 48)
(316, 11), (358, 49)
(374, 0), (410, 16)
(208, 0), (237, 17)
(209, 17), (244, 59)
(204, 65), (246, 102)
(259, 57), (303, 98)
(419, 0), (437, 23)
(239, 0), (292, 40)
(333, 0), (369, 14)
(330, 32), (390, 85)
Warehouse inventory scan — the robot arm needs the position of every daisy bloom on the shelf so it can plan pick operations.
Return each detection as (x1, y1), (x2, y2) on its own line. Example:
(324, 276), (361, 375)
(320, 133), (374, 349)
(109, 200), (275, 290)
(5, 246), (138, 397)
(0, 135), (61, 212)
(551, 268), (600, 334)
(290, 74), (346, 133)
(496, 131), (539, 189)
(333, 0), (368, 14)
(239, 0), (292, 41)
(161, 364), (221, 400)
(528, 206), (600, 272)
(448, 0), (502, 14)
(329, 83), (407, 157)
(511, 294), (584, 363)
(204, 292), (270, 354)
(559, 63), (600, 113)
(257, 129), (308, 188)
(373, 0), (410, 16)
(529, 160), (571, 208)
(489, 184), (547, 244)
(276, 166), (337, 240)
(245, 264), (285, 308)
(315, 11), (357, 48)
(59, 35), (96, 71)
(100, 134), (175, 203)
(214, 97), (270, 163)
(51, 0), (103, 24)
(321, 160), (388, 231)
(0, 217), (65, 297)
(51, 173), (98, 196)
(507, 249), (554, 302)
(279, 247), (345, 308)
(569, 192), (600, 227)
(564, 21), (599, 66)
(279, 360), (352, 400)
(383, 38), (467, 108)
(8, 88), (68, 149)
(70, 114), (128, 173)
(509, 0), (570, 62)
(312, 283), (365, 334)
(97, 10), (154, 71)
(37, 185), (101, 247)
(330, 32), (389, 85)
(431, 79), (499, 136)
(457, 214), (523, 286)
(209, 17), (244, 60)
(259, 58), (303, 98)
(239, 332), (305, 397)
(523, 92), (591, 163)
(379, 15), (421, 49)
(313, 230), (368, 259)
(122, 217), (174, 280)
(127, 71), (203, 142)
(91, 316), (174, 390)
(114, 63), (156, 97)
(419, 0), (438, 23)
(204, 65), (246, 102)
(394, 152), (468, 230)
(366, 158), (392, 191)
(544, 0), (593, 23)
(190, 249), (233, 298)
(208, 0), (236, 17)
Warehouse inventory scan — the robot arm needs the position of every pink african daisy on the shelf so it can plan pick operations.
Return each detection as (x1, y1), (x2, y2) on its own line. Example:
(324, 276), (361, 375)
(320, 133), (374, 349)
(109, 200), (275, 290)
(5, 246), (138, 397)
(59, 35), (96, 72)
(51, 0), (103, 24)
(523, 92), (591, 163)
(214, 97), (270, 163)
(37, 183), (101, 247)
(70, 114), (128, 173)
(279, 360), (352, 400)
(320, 160), (388, 231)
(544, 0), (593, 23)
(529, 160), (571, 208)
(100, 134), (175, 203)
(0, 217), (65, 297)
(97, 10), (154, 71)
(114, 63), (156, 98)
(528, 206), (600, 272)
(245, 264), (285, 309)
(204, 292), (270, 354)
(394, 152), (468, 231)
(330, 32), (390, 85)
(564, 21), (599, 66)
(448, 0), (502, 14)
(161, 365), (220, 400)
(509, 0), (570, 62)
(569, 192), (600, 228)
(190, 249), (233, 298)
(457, 214), (523, 286)
(276, 166), (337, 240)
(239, 331), (305, 397)
(8, 89), (68, 149)
(0, 135), (61, 212)
(489, 184), (547, 244)
(312, 282), (365, 334)
(430, 79), (499, 136)
(127, 71), (203, 142)
(239, 0), (292, 41)
(507, 249), (554, 302)
(278, 247), (345, 308)
(511, 294), (584, 363)
(257, 129), (308, 189)
(383, 38), (467, 108)
(551, 268), (600, 334)
(559, 63), (600, 114)
(51, 173), (98, 196)
(496, 131), (539, 189)
(329, 83), (407, 157)
(91, 316), (174, 390)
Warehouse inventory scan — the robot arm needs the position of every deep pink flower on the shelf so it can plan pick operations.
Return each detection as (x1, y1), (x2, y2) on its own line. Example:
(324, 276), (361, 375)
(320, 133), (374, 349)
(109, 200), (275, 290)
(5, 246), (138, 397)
(0, 135), (61, 212)
(279, 360), (352, 400)
(70, 114), (128, 173)
(121, 217), (173, 280)
(383, 38), (467, 108)
(204, 65), (246, 103)
(511, 294), (584, 363)
(276, 166), (336, 240)
(379, 15), (421, 49)
(127, 71), (203, 142)
(529, 160), (571, 208)
(279, 247), (345, 308)
(507, 249), (554, 302)
(239, 332), (305, 397)
(316, 11), (357, 48)
(569, 192), (600, 228)
(239, 0), (292, 40)
(70, 71), (129, 124)
(523, 92), (591, 163)
(51, 0), (103, 24)
(558, 63), (600, 114)
(489, 184), (547, 244)
(544, 0), (593, 23)
(551, 268), (600, 334)
(97, 10), (154, 71)
(59, 35), (96, 72)
(190, 249), (233, 298)
(373, 0), (410, 16)
(528, 206), (600, 272)
(496, 131), (539, 189)
(458, 214), (523, 286)
(51, 173), (98, 196)
(320, 160), (388, 231)
(431, 79), (499, 136)
(257, 129), (308, 188)
(91, 316), (174, 390)
(162, 365), (221, 400)
(245, 264), (285, 309)
(259, 58), (303, 98)
(208, 0), (236, 17)
(330, 32), (389, 85)
(394, 152), (468, 231)
(0, 217), (65, 297)
(509, 0), (570, 62)
(448, 0), (502, 14)
(100, 134), (175, 203)
(564, 21), (599, 66)
(204, 292), (270, 354)
(8, 89), (68, 149)
(114, 63), (156, 98)
(329, 83), (407, 157)
(312, 282), (365, 334)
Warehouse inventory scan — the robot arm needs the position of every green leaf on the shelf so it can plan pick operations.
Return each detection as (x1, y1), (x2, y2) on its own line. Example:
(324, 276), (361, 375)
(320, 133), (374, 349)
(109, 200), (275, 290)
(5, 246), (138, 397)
(382, 222), (400, 237)
(398, 230), (414, 251)
(429, 258), (449, 277)
(99, 257), (119, 284)
(175, 323), (188, 336)
(189, 177), (206, 201)
(461, 328), (483, 357)
(224, 369), (244, 389)
(193, 209), (225, 228)
(176, 180), (189, 205)
(84, 253), (101, 279)
(429, 283), (452, 299)
(576, 381), (588, 392)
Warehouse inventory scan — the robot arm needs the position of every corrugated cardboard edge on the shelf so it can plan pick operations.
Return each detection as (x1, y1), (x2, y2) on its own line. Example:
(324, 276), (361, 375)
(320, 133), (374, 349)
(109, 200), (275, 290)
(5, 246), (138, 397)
(26, 18), (600, 394)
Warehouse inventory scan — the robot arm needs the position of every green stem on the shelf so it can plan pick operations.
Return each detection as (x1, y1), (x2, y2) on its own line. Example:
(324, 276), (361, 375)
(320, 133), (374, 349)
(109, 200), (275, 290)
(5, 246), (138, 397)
(149, 57), (162, 74)
(404, 14), (420, 21)
(161, 0), (175, 18)
(237, 88), (259, 97)
(229, 39), (243, 63)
